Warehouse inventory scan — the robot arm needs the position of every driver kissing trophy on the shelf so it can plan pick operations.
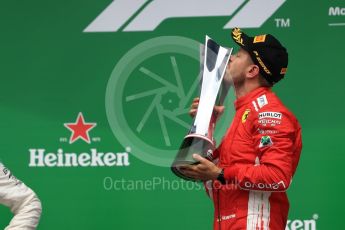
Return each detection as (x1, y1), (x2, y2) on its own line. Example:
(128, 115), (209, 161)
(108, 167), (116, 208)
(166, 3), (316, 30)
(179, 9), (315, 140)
(171, 36), (233, 181)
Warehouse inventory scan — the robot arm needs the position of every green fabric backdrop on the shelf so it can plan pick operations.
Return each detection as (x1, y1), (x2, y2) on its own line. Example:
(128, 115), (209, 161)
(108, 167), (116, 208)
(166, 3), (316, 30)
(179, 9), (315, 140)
(1, 1), (344, 229)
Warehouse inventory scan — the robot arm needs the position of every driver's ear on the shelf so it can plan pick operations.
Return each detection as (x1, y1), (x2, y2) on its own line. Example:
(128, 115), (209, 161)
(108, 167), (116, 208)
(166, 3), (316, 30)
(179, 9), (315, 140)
(247, 64), (260, 79)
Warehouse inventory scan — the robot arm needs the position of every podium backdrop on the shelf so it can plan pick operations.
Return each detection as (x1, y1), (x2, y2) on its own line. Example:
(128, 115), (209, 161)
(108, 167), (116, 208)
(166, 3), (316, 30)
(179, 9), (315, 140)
(1, 1), (344, 229)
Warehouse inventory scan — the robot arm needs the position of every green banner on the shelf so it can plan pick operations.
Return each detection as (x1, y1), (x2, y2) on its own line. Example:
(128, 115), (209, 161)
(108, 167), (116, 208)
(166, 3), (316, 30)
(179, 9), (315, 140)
(1, 1), (344, 229)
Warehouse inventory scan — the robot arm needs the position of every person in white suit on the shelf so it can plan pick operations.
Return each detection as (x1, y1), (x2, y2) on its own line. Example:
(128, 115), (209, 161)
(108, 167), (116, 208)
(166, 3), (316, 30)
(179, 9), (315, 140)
(0, 162), (42, 230)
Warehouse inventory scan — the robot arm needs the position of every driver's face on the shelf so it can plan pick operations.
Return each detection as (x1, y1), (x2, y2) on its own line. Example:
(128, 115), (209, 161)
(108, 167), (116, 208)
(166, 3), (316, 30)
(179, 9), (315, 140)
(224, 48), (253, 85)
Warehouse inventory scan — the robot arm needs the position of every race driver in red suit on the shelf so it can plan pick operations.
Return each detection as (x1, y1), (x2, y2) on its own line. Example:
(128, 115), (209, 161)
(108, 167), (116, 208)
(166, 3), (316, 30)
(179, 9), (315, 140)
(180, 28), (302, 230)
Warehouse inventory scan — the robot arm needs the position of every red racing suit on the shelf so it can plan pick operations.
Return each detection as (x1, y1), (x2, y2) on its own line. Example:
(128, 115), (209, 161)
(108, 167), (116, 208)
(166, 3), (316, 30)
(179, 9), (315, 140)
(205, 87), (302, 230)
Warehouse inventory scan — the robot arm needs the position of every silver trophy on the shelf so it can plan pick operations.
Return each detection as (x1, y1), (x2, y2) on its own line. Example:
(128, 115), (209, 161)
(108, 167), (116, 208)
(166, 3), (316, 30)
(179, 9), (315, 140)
(171, 36), (233, 181)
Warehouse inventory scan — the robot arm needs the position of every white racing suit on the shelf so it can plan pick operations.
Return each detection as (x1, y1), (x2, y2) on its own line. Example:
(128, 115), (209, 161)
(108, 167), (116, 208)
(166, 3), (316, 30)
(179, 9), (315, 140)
(0, 163), (42, 230)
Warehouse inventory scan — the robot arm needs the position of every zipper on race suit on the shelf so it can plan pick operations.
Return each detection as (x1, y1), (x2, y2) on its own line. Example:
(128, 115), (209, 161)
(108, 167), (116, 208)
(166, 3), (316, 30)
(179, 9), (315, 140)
(216, 186), (221, 230)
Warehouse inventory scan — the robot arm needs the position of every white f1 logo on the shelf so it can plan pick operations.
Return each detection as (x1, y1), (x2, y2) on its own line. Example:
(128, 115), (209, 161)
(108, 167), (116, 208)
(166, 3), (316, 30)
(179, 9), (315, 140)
(84, 0), (286, 32)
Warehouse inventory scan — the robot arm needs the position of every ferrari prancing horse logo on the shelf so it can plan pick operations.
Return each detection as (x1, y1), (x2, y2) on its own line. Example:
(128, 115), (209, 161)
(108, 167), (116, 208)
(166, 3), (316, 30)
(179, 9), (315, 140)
(242, 109), (251, 123)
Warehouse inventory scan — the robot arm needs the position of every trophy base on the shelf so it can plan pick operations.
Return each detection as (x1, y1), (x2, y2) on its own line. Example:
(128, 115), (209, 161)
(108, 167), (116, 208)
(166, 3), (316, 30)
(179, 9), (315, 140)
(171, 134), (215, 181)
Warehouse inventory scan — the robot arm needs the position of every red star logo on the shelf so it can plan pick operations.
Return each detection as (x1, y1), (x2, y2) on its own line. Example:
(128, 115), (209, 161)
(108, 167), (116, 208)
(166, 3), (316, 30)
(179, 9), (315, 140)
(64, 113), (96, 144)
